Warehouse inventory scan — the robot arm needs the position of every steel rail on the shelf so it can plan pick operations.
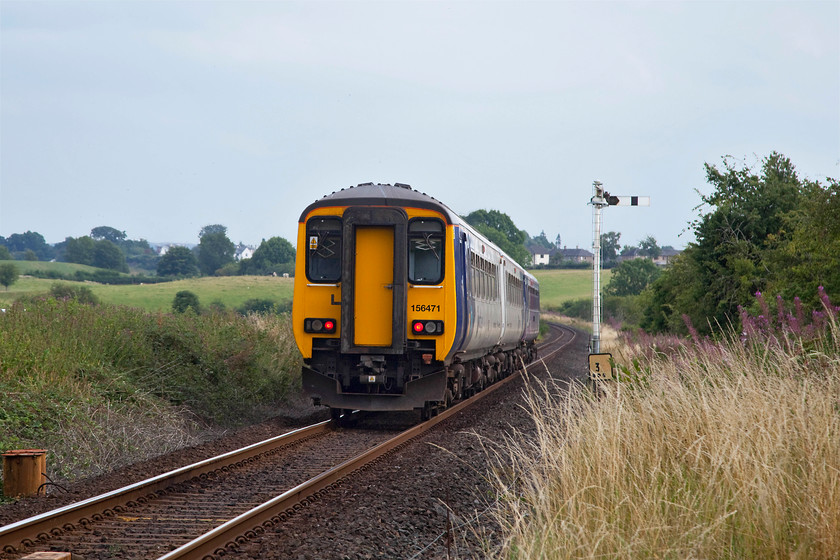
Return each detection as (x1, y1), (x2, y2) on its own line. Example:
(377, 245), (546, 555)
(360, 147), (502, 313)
(0, 420), (332, 553)
(158, 324), (577, 560)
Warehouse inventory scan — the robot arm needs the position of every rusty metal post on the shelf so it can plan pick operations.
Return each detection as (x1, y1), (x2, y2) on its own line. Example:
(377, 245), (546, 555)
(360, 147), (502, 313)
(2, 449), (47, 498)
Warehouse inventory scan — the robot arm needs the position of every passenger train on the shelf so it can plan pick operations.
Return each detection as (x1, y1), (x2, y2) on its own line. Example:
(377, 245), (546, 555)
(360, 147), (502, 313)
(292, 183), (540, 420)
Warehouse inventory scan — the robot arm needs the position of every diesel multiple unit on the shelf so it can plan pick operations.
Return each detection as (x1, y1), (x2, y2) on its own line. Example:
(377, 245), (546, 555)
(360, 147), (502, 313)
(292, 183), (539, 419)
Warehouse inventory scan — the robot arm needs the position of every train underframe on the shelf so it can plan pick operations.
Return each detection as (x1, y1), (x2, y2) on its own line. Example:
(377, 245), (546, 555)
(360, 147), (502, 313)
(302, 339), (538, 421)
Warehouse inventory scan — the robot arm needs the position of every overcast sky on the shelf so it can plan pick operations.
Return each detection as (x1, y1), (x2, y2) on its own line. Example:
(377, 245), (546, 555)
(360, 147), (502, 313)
(1, 1), (838, 253)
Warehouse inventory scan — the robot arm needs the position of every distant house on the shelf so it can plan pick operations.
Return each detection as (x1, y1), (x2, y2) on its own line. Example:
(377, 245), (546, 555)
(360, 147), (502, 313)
(620, 247), (642, 261)
(532, 250), (552, 266)
(557, 246), (594, 264)
(153, 243), (195, 257)
(525, 239), (556, 266)
(234, 243), (255, 261)
(653, 246), (681, 266)
(621, 246), (682, 266)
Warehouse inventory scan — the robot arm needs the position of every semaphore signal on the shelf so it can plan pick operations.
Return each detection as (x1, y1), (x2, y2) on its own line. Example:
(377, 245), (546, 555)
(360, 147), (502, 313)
(588, 181), (650, 383)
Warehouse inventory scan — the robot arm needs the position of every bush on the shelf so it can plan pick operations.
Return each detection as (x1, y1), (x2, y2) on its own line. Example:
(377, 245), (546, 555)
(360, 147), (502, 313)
(172, 290), (200, 313)
(50, 282), (100, 304)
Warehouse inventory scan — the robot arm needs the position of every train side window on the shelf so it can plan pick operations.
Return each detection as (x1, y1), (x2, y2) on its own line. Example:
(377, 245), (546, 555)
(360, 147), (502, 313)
(408, 219), (444, 284)
(306, 217), (342, 283)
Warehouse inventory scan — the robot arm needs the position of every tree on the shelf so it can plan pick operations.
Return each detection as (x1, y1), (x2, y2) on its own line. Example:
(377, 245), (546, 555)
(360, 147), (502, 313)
(243, 236), (296, 275)
(607, 258), (662, 296)
(90, 226), (126, 244)
(23, 249), (38, 261)
(197, 226), (235, 275)
(93, 239), (129, 272)
(529, 231), (554, 252)
(3, 231), (53, 261)
(172, 290), (201, 313)
(0, 263), (19, 290)
(121, 238), (159, 273)
(199, 224), (228, 238)
(65, 236), (96, 266)
(761, 177), (840, 305)
(637, 236), (661, 259)
(157, 246), (199, 277)
(601, 231), (621, 266)
(0, 245), (11, 260)
(464, 209), (530, 266)
(644, 152), (806, 335)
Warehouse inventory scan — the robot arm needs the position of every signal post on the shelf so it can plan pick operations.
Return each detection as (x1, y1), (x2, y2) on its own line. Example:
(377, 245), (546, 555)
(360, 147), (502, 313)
(588, 181), (649, 383)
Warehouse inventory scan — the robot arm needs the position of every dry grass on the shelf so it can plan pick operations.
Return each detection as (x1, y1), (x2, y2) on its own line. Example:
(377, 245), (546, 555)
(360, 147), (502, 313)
(488, 321), (840, 559)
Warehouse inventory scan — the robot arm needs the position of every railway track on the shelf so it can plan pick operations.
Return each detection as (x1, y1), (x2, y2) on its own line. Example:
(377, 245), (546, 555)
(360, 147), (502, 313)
(1, 323), (576, 560)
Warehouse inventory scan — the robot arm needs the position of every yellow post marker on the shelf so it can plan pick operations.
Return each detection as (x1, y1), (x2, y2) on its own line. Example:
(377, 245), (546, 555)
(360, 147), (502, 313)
(588, 353), (614, 381)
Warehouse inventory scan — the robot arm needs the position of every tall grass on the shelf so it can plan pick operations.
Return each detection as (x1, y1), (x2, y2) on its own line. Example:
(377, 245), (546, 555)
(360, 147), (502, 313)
(0, 298), (301, 485)
(490, 299), (840, 558)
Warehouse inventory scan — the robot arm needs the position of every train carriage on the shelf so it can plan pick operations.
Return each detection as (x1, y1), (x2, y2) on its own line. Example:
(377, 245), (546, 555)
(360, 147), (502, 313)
(292, 183), (539, 418)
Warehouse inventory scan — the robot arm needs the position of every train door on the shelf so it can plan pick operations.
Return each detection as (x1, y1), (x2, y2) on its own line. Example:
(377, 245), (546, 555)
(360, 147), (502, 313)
(341, 207), (408, 355)
(354, 226), (394, 346)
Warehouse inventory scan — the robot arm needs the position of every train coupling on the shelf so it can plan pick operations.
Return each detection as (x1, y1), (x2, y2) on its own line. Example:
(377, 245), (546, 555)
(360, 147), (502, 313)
(358, 354), (386, 374)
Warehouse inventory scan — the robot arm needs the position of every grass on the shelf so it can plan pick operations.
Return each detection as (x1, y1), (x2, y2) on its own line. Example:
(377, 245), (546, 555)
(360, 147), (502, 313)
(0, 259), (109, 277)
(489, 315), (840, 558)
(0, 266), (294, 313)
(0, 299), (301, 491)
(85, 275), (294, 312)
(530, 268), (609, 310)
(0, 260), (585, 313)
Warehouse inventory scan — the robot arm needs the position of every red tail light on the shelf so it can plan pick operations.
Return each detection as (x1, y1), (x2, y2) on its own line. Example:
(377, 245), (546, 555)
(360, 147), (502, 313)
(411, 320), (444, 335)
(304, 318), (337, 334)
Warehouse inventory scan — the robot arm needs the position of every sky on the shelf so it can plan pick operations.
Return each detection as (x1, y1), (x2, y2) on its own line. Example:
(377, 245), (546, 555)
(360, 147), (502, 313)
(1, 1), (838, 253)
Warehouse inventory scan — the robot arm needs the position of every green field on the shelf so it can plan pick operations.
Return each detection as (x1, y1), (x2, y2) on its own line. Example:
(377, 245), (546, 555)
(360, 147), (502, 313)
(0, 261), (293, 312)
(530, 268), (608, 309)
(0, 261), (597, 312)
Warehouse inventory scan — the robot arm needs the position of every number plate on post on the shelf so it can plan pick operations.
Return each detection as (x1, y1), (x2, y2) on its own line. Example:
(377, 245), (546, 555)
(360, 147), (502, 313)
(588, 353), (614, 381)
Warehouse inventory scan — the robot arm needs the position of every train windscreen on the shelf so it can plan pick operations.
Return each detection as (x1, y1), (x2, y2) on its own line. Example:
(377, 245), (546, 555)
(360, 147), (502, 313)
(307, 217), (342, 282)
(408, 218), (443, 284)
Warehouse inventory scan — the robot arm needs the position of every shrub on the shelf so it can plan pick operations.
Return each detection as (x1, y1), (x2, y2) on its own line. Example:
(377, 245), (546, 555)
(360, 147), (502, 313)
(50, 282), (100, 304)
(172, 290), (200, 313)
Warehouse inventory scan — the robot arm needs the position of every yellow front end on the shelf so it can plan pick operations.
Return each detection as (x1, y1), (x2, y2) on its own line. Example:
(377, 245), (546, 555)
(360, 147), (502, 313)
(292, 206), (457, 363)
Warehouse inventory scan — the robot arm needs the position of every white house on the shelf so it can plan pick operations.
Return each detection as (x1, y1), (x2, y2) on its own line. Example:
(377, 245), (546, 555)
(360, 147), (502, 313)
(235, 243), (255, 261)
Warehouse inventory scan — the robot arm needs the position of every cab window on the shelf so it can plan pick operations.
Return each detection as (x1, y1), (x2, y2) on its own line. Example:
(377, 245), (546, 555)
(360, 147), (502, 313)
(408, 219), (444, 284)
(306, 217), (342, 282)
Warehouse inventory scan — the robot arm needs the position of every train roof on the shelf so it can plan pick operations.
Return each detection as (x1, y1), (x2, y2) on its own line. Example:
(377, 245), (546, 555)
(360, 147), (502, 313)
(299, 182), (459, 223)
(299, 182), (538, 285)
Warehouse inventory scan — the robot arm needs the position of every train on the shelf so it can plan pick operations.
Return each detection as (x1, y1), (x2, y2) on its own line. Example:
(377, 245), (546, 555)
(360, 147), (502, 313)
(292, 182), (540, 420)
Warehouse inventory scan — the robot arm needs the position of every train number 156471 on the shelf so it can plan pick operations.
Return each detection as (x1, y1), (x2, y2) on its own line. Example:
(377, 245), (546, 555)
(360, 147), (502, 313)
(411, 304), (440, 313)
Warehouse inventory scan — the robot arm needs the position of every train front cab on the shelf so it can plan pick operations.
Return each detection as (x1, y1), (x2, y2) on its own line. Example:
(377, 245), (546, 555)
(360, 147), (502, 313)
(293, 205), (459, 413)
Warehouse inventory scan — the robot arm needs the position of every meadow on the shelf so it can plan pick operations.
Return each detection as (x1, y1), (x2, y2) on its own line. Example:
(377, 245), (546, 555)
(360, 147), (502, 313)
(0, 261), (592, 312)
(0, 261), (294, 312)
(530, 268), (607, 309)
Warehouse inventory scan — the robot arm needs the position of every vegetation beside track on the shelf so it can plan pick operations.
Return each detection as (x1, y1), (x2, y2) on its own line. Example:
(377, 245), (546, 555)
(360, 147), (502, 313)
(0, 298), (301, 495)
(491, 302), (840, 559)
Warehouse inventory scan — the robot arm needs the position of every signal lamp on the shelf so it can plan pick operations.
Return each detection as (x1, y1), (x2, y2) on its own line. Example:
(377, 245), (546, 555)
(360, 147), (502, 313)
(304, 318), (337, 334)
(411, 320), (444, 336)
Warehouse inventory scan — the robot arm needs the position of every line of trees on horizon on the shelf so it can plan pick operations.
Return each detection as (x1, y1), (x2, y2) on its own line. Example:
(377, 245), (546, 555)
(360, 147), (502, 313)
(0, 224), (297, 280)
